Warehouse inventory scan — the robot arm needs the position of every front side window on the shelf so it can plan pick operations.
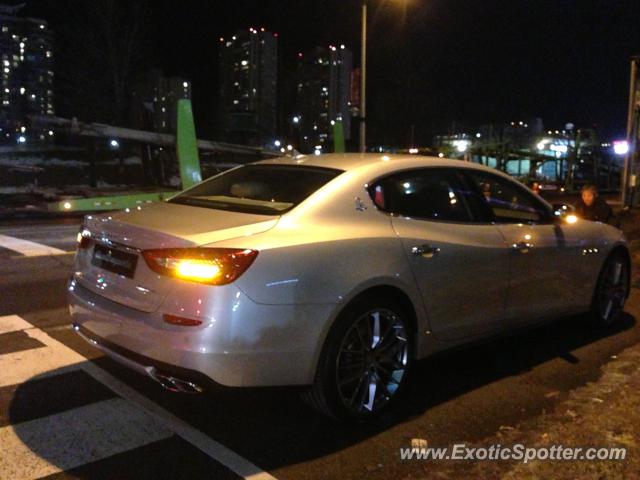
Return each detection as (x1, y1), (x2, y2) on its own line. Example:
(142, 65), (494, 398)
(465, 171), (551, 224)
(169, 164), (343, 215)
(368, 168), (477, 222)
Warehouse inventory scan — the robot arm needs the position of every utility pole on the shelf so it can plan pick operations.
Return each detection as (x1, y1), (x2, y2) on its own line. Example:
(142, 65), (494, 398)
(566, 129), (581, 192)
(622, 56), (640, 208)
(359, 1), (367, 153)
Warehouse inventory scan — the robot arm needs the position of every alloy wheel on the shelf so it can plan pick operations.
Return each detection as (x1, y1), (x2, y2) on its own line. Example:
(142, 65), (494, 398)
(335, 308), (409, 415)
(596, 256), (629, 324)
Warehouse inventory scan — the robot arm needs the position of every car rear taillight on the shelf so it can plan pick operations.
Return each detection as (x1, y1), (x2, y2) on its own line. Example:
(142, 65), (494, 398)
(142, 248), (258, 285)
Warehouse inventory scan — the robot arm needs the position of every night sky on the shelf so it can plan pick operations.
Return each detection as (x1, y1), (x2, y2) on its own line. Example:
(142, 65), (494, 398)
(10, 0), (640, 145)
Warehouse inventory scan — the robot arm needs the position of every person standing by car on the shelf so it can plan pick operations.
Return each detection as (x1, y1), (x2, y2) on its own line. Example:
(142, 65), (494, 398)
(574, 184), (618, 226)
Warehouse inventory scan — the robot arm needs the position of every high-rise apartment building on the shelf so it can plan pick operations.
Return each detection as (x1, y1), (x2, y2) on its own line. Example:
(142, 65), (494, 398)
(217, 28), (278, 146)
(294, 45), (353, 153)
(130, 69), (192, 133)
(0, 3), (54, 144)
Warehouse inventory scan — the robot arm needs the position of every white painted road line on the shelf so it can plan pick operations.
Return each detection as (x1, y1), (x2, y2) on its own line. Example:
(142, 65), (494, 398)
(0, 315), (33, 335)
(0, 234), (68, 257)
(0, 398), (173, 479)
(3, 317), (277, 480)
(0, 344), (80, 388)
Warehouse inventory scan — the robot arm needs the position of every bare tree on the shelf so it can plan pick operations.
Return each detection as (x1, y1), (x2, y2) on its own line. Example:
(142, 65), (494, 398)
(53, 0), (153, 126)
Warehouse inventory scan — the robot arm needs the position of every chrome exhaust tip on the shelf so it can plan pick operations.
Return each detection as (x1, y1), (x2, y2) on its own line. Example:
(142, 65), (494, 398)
(148, 369), (204, 394)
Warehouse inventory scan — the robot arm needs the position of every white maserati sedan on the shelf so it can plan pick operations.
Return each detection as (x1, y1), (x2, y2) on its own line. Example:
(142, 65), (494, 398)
(68, 153), (630, 421)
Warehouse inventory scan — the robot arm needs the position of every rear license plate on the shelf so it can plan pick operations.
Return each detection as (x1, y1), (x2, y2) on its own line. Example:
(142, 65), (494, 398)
(91, 244), (138, 278)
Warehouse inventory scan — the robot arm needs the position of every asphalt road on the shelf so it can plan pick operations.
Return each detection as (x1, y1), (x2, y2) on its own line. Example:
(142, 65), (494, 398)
(0, 218), (639, 479)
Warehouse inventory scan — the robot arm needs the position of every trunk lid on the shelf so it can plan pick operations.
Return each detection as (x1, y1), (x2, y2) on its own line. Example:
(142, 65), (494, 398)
(74, 202), (277, 312)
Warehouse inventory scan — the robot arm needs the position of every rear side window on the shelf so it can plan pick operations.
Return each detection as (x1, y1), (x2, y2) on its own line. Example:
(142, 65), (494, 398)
(368, 168), (477, 222)
(169, 164), (342, 215)
(464, 170), (552, 224)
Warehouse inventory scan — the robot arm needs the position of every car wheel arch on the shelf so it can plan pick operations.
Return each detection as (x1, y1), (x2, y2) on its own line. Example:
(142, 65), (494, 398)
(309, 284), (421, 380)
(589, 244), (631, 327)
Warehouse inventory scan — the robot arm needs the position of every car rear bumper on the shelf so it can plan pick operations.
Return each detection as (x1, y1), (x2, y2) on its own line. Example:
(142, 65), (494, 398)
(72, 322), (217, 393)
(67, 277), (336, 387)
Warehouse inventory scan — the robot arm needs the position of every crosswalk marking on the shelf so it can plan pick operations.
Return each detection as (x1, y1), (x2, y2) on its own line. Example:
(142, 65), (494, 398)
(0, 234), (69, 257)
(0, 398), (172, 479)
(0, 344), (79, 388)
(0, 315), (33, 335)
(0, 317), (277, 480)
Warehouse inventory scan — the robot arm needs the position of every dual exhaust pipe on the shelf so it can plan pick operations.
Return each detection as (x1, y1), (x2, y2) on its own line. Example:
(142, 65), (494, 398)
(73, 322), (206, 394)
(148, 368), (205, 394)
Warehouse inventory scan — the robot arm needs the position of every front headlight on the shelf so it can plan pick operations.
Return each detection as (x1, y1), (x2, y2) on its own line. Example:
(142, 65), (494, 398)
(76, 226), (92, 249)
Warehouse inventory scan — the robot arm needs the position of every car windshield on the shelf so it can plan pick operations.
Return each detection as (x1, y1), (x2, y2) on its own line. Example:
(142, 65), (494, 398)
(168, 164), (343, 215)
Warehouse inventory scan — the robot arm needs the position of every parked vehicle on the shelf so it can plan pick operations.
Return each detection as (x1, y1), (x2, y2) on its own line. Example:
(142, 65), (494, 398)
(69, 154), (630, 421)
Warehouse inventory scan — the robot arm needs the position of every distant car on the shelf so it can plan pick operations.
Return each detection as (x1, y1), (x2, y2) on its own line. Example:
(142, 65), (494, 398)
(68, 154), (630, 421)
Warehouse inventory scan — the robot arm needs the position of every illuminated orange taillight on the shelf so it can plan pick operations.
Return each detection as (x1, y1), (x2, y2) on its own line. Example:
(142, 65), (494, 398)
(142, 248), (258, 285)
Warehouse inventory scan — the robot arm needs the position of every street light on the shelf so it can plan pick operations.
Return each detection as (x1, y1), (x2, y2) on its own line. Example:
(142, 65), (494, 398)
(614, 140), (630, 156)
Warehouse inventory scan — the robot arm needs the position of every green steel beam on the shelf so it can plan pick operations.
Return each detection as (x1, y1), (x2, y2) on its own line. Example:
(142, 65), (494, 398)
(47, 192), (175, 213)
(176, 99), (202, 189)
(332, 119), (346, 153)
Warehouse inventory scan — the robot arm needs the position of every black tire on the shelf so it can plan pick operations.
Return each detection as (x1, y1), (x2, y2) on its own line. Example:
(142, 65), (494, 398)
(303, 295), (414, 422)
(591, 251), (630, 327)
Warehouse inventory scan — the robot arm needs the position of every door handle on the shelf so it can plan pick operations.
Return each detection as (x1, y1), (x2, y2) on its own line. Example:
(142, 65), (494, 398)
(512, 241), (532, 253)
(411, 244), (441, 258)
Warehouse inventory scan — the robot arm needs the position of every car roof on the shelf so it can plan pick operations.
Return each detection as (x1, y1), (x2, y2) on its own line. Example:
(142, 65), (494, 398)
(254, 152), (515, 179)
(256, 153), (469, 171)
(252, 153), (552, 208)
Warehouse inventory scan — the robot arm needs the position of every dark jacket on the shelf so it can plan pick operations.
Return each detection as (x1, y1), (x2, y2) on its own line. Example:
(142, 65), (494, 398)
(574, 196), (617, 226)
